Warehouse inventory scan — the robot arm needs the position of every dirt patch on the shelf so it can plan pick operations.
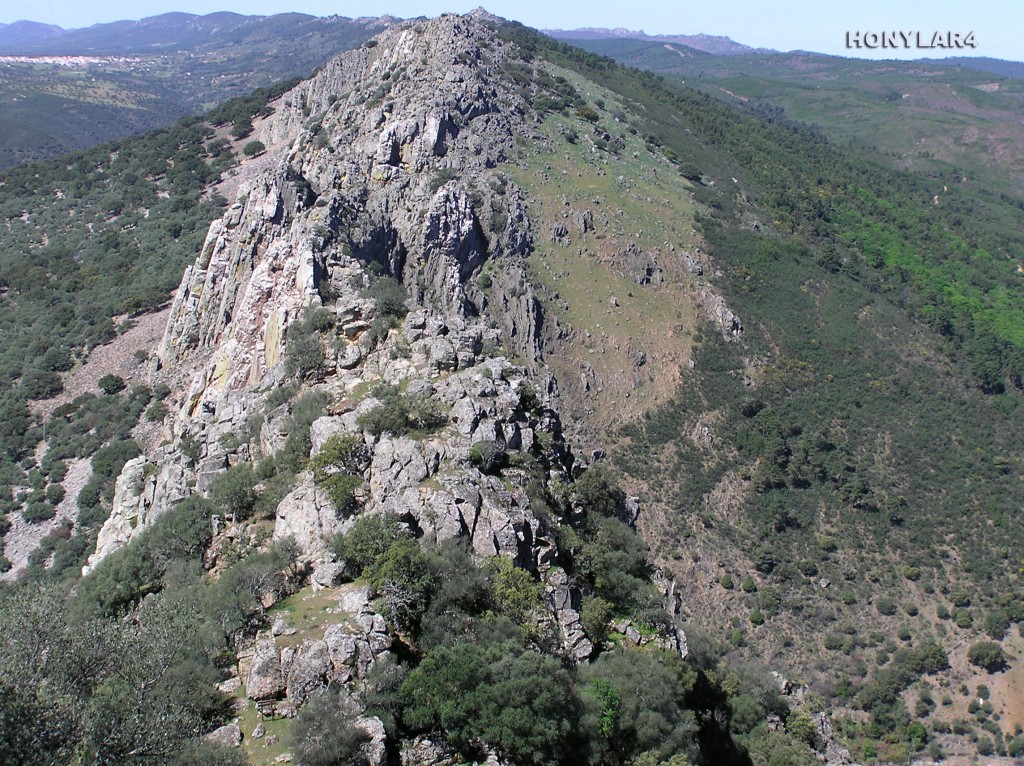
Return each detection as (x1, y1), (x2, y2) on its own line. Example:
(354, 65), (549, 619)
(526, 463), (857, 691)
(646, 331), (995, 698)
(212, 95), (295, 204)
(30, 307), (171, 421)
(1, 456), (90, 581)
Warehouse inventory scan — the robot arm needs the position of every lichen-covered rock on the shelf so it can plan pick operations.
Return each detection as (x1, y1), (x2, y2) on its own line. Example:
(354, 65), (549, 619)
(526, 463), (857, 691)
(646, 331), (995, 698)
(400, 737), (462, 766)
(355, 716), (388, 766)
(311, 561), (347, 589)
(205, 723), (243, 748)
(273, 476), (348, 559)
(247, 638), (285, 702)
(286, 639), (332, 705)
(83, 448), (190, 575)
(545, 568), (593, 661)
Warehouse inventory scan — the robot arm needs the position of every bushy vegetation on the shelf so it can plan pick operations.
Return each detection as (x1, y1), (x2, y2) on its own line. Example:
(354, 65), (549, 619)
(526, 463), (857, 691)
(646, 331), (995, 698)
(0, 81), (314, 553)
(288, 689), (370, 766)
(490, 23), (1024, 757)
(310, 433), (367, 515)
(284, 306), (335, 380)
(362, 275), (408, 345)
(967, 641), (1007, 673)
(356, 384), (447, 437)
(501, 22), (1024, 392)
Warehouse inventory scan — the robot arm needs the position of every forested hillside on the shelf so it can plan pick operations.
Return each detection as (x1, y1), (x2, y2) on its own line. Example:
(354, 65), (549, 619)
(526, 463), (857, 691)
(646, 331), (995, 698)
(0, 12), (1022, 766)
(502, 23), (1024, 761)
(566, 37), (1024, 199)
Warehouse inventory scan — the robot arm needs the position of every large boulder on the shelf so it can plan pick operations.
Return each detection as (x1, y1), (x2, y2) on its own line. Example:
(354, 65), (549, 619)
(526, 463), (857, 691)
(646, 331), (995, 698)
(286, 639), (332, 705)
(274, 476), (349, 559)
(247, 638), (285, 701)
(205, 723), (243, 748)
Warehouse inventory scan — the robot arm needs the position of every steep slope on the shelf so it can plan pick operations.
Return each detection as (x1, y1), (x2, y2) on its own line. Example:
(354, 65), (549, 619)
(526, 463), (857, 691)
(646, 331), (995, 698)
(3, 13), (767, 766)
(503, 26), (1024, 763)
(2, 10), (1024, 765)
(566, 38), (1024, 197)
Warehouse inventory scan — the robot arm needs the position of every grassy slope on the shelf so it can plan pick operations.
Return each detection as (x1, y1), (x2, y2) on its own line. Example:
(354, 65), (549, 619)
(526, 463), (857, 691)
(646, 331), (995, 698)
(507, 64), (702, 437)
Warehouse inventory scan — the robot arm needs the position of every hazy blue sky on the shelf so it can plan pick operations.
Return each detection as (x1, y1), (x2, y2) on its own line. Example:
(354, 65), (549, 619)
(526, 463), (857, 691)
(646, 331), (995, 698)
(2, 0), (1021, 61)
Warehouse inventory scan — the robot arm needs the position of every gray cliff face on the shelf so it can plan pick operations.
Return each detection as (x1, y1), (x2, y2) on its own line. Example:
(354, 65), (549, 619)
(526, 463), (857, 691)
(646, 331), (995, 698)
(86, 13), (607, 672)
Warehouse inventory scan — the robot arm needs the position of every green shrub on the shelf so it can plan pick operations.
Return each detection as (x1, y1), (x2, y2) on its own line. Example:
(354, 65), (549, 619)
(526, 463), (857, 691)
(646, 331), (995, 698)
(720, 573), (734, 590)
(977, 736), (995, 756)
(427, 169), (458, 194)
(401, 641), (580, 766)
(370, 537), (436, 633)
(22, 501), (56, 523)
(284, 330), (325, 379)
(319, 474), (362, 515)
(311, 434), (367, 480)
(984, 610), (1011, 639)
(876, 597), (897, 616)
(357, 398), (409, 436)
(581, 595), (614, 644)
(485, 556), (541, 622)
(356, 388), (446, 437)
(208, 462), (257, 521)
(580, 646), (698, 762)
(44, 483), (65, 505)
(288, 689), (370, 766)
(241, 140), (265, 157)
(333, 514), (406, 576)
(575, 515), (654, 614)
(967, 642), (1007, 673)
(950, 591), (972, 608)
(469, 440), (507, 474)
(75, 496), (215, 617)
(97, 375), (126, 395)
(363, 276), (407, 318)
(741, 575), (757, 593)
(22, 370), (63, 400)
(145, 401), (170, 422)
(572, 465), (626, 518)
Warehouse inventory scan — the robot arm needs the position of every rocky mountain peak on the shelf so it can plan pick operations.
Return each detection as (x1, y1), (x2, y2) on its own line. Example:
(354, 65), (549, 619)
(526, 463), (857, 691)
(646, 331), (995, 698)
(157, 11), (534, 411)
(88, 11), (556, 581)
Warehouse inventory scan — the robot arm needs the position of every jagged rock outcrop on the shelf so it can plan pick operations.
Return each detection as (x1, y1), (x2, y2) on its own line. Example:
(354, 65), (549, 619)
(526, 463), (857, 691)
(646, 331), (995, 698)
(80, 16), (685, 763)
(544, 568), (594, 661)
(700, 286), (743, 337)
(247, 638), (287, 702)
(273, 476), (345, 559)
(83, 448), (191, 574)
(87, 13), (551, 568)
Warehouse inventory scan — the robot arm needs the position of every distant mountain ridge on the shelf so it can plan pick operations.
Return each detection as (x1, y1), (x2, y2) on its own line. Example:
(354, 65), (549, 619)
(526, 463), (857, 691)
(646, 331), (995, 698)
(0, 20), (65, 47)
(0, 12), (393, 168)
(0, 11), (397, 54)
(544, 26), (768, 55)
